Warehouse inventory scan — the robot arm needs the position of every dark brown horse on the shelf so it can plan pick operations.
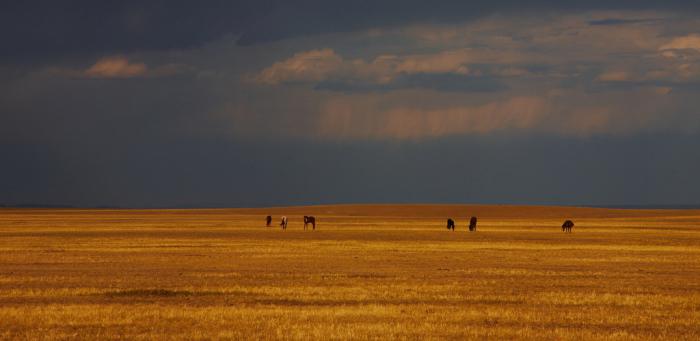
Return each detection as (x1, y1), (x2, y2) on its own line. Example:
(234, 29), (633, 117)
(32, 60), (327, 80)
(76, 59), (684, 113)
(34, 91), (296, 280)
(266, 215), (272, 227)
(562, 220), (574, 233)
(469, 216), (477, 232)
(447, 218), (455, 231)
(303, 216), (316, 230)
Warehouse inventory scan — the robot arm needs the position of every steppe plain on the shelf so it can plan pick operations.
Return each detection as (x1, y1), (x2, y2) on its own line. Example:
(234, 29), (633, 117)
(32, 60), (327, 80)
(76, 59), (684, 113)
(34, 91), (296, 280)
(1, 205), (698, 340)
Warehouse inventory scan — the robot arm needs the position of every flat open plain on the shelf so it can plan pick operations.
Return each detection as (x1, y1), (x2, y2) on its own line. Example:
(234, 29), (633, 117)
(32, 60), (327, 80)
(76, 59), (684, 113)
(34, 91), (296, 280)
(0, 205), (699, 340)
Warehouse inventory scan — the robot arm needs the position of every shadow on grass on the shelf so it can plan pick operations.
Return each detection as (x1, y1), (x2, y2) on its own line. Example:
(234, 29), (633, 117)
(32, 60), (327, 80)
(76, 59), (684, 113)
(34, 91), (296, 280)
(105, 289), (223, 297)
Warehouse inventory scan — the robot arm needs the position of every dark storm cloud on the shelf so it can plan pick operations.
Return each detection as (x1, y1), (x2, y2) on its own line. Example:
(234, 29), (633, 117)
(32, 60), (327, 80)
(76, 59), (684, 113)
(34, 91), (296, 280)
(235, 1), (700, 45)
(3, 1), (700, 208)
(0, 70), (218, 144)
(3, 0), (700, 63)
(0, 0), (275, 63)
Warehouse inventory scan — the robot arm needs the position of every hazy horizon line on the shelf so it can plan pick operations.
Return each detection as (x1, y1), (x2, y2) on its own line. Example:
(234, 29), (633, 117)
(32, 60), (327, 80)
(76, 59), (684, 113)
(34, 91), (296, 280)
(3, 202), (700, 210)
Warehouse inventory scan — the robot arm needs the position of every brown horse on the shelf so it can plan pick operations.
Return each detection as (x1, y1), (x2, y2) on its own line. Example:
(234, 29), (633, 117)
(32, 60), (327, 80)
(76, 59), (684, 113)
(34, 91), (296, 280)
(447, 218), (455, 231)
(303, 216), (316, 230)
(562, 220), (574, 233)
(266, 215), (272, 227)
(469, 216), (477, 232)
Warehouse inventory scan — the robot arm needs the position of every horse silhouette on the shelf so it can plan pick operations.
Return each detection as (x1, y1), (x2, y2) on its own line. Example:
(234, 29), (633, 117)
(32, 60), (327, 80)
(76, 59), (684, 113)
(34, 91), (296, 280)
(562, 220), (574, 233)
(304, 216), (316, 230)
(447, 218), (455, 231)
(280, 216), (288, 230)
(469, 216), (477, 232)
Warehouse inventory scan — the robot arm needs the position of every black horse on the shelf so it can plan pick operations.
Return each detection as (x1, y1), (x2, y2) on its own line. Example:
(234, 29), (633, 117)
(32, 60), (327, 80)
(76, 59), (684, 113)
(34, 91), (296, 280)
(447, 218), (455, 231)
(266, 215), (272, 227)
(469, 216), (477, 232)
(562, 220), (574, 233)
(304, 216), (316, 230)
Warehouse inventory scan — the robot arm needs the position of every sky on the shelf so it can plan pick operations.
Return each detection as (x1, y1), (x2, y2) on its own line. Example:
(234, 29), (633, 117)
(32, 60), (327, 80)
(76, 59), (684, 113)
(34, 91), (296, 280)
(2, 1), (700, 208)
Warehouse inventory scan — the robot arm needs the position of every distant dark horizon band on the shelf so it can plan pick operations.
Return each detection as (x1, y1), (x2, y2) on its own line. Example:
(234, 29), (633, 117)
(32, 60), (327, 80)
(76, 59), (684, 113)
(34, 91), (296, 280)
(3, 203), (700, 210)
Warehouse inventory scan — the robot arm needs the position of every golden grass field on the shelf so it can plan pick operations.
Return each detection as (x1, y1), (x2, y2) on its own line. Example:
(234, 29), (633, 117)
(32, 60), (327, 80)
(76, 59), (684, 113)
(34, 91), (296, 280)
(0, 205), (699, 340)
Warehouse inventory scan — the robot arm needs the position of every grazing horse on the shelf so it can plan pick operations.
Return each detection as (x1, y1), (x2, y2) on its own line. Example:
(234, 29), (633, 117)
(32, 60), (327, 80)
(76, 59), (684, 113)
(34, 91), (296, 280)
(280, 216), (288, 230)
(266, 215), (272, 227)
(303, 216), (316, 230)
(447, 218), (455, 231)
(469, 216), (477, 232)
(562, 220), (574, 233)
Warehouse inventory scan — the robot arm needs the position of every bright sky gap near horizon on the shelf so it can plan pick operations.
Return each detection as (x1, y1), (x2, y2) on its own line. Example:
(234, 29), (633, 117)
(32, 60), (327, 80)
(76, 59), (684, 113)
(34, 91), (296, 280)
(2, 1), (700, 208)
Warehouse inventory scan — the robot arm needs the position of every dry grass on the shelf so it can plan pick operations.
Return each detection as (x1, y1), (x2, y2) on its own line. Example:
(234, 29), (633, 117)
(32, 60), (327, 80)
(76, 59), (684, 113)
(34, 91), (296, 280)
(0, 205), (699, 340)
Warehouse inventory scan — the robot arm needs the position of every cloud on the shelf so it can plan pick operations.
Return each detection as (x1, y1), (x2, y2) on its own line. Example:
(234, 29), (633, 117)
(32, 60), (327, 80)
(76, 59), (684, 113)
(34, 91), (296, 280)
(255, 11), (681, 90)
(255, 49), (345, 85)
(395, 49), (470, 75)
(0, 1), (272, 63)
(317, 96), (548, 139)
(659, 34), (700, 51)
(42, 56), (191, 79)
(228, 11), (700, 141)
(3, 1), (700, 64)
(653, 34), (700, 81)
(310, 93), (638, 140)
(588, 18), (660, 26)
(654, 86), (673, 95)
(235, 1), (700, 46)
(255, 48), (487, 90)
(321, 73), (507, 93)
(84, 56), (147, 78)
(220, 81), (693, 141)
(597, 71), (632, 82)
